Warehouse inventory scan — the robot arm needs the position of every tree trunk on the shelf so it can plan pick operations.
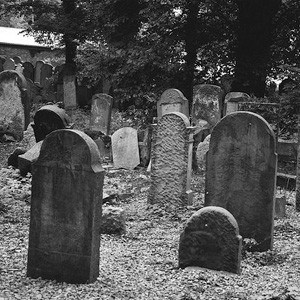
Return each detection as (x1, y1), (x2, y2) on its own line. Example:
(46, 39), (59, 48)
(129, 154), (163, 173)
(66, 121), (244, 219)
(232, 0), (281, 97)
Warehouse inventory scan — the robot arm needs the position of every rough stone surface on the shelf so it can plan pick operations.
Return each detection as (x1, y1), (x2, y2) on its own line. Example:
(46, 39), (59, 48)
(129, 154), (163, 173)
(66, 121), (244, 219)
(275, 197), (286, 219)
(148, 112), (193, 208)
(3, 58), (15, 71)
(224, 92), (250, 115)
(196, 134), (211, 172)
(100, 206), (126, 234)
(205, 111), (277, 251)
(191, 84), (224, 128)
(34, 60), (44, 84)
(27, 129), (104, 284)
(63, 74), (77, 109)
(23, 62), (34, 81)
(138, 126), (152, 167)
(0, 70), (29, 141)
(111, 127), (140, 170)
(157, 89), (189, 119)
(40, 63), (53, 88)
(178, 206), (242, 274)
(90, 93), (113, 135)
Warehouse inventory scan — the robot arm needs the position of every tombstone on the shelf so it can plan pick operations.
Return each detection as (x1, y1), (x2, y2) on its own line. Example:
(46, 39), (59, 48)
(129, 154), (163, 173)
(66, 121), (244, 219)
(191, 84), (224, 128)
(157, 89), (189, 120)
(196, 134), (211, 172)
(111, 127), (140, 170)
(40, 63), (53, 87)
(23, 62), (35, 81)
(12, 56), (22, 65)
(178, 206), (242, 274)
(205, 111), (277, 251)
(3, 58), (15, 71)
(0, 70), (30, 141)
(63, 74), (77, 109)
(148, 112), (194, 207)
(90, 93), (113, 135)
(224, 92), (250, 115)
(138, 126), (152, 167)
(27, 129), (104, 283)
(32, 105), (72, 142)
(34, 60), (44, 84)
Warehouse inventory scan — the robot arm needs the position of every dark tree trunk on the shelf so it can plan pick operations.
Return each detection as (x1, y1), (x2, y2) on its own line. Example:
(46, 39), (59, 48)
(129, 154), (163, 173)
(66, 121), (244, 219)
(232, 0), (281, 97)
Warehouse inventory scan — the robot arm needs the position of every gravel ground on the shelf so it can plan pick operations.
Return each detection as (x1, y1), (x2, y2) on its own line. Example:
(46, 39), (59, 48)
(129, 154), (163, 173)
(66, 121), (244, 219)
(1, 143), (300, 299)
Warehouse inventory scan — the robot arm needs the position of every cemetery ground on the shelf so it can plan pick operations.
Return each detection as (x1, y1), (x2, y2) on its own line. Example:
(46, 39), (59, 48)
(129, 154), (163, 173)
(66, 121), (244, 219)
(0, 112), (300, 299)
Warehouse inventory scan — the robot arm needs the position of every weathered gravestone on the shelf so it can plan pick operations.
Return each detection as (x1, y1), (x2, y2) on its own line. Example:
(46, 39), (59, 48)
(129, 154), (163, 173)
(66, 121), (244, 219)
(157, 89), (189, 120)
(0, 70), (30, 141)
(40, 63), (53, 88)
(27, 129), (104, 283)
(205, 111), (277, 251)
(12, 56), (22, 65)
(191, 84), (224, 128)
(34, 60), (44, 84)
(148, 112), (194, 207)
(32, 105), (72, 142)
(179, 206), (242, 274)
(111, 127), (140, 170)
(63, 74), (77, 109)
(23, 62), (34, 81)
(224, 92), (250, 115)
(90, 93), (113, 135)
(3, 58), (15, 71)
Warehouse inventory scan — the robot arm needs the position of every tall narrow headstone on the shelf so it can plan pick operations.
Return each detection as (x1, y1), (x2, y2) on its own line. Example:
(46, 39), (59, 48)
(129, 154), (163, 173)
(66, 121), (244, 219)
(179, 206), (242, 274)
(205, 112), (277, 251)
(111, 127), (140, 170)
(3, 58), (15, 71)
(157, 89), (189, 120)
(27, 129), (104, 284)
(63, 74), (77, 109)
(224, 92), (250, 115)
(34, 60), (44, 84)
(40, 63), (53, 87)
(148, 112), (194, 208)
(23, 62), (35, 81)
(90, 93), (113, 135)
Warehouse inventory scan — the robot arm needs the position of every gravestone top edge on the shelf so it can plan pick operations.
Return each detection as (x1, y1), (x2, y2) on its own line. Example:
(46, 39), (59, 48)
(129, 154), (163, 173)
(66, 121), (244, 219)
(92, 93), (113, 100)
(159, 88), (188, 104)
(34, 105), (71, 127)
(111, 126), (137, 136)
(0, 70), (27, 90)
(224, 92), (250, 103)
(160, 111), (190, 127)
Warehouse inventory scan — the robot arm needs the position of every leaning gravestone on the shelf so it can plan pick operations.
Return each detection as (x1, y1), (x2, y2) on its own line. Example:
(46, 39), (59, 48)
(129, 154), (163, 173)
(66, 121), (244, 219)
(111, 127), (140, 169)
(90, 93), (113, 135)
(23, 62), (34, 81)
(40, 63), (53, 87)
(157, 89), (189, 120)
(34, 60), (44, 84)
(148, 112), (194, 207)
(0, 70), (29, 141)
(191, 84), (224, 128)
(205, 111), (277, 251)
(224, 92), (250, 115)
(178, 206), (242, 274)
(3, 58), (15, 71)
(27, 129), (104, 283)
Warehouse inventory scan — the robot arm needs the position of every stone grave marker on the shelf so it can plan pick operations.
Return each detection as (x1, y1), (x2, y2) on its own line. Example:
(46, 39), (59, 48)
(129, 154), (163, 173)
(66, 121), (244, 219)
(40, 63), (53, 87)
(205, 111), (277, 251)
(0, 70), (29, 141)
(111, 127), (140, 170)
(148, 112), (194, 207)
(34, 60), (44, 84)
(12, 56), (22, 65)
(32, 105), (72, 142)
(63, 74), (77, 109)
(224, 92), (250, 115)
(90, 93), (113, 135)
(27, 129), (104, 283)
(191, 84), (224, 128)
(179, 206), (242, 274)
(3, 58), (15, 71)
(23, 62), (34, 81)
(157, 89), (189, 120)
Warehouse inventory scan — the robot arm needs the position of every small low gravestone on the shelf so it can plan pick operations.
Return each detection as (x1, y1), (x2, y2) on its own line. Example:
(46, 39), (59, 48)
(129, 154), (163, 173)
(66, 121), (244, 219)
(111, 127), (140, 169)
(148, 112), (194, 207)
(205, 111), (277, 251)
(224, 92), (250, 115)
(178, 206), (242, 274)
(3, 58), (15, 71)
(157, 89), (189, 120)
(90, 93), (113, 135)
(27, 129), (104, 283)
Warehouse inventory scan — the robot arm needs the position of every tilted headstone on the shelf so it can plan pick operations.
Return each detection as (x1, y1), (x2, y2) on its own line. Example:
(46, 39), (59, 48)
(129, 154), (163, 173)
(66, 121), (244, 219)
(32, 105), (72, 142)
(111, 127), (140, 170)
(179, 206), (242, 274)
(27, 129), (104, 283)
(205, 111), (277, 251)
(224, 92), (250, 115)
(34, 60), (44, 84)
(3, 58), (15, 71)
(0, 70), (30, 141)
(148, 112), (194, 207)
(191, 84), (224, 128)
(63, 74), (77, 109)
(157, 89), (189, 120)
(40, 63), (53, 87)
(23, 62), (35, 81)
(90, 93), (113, 135)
